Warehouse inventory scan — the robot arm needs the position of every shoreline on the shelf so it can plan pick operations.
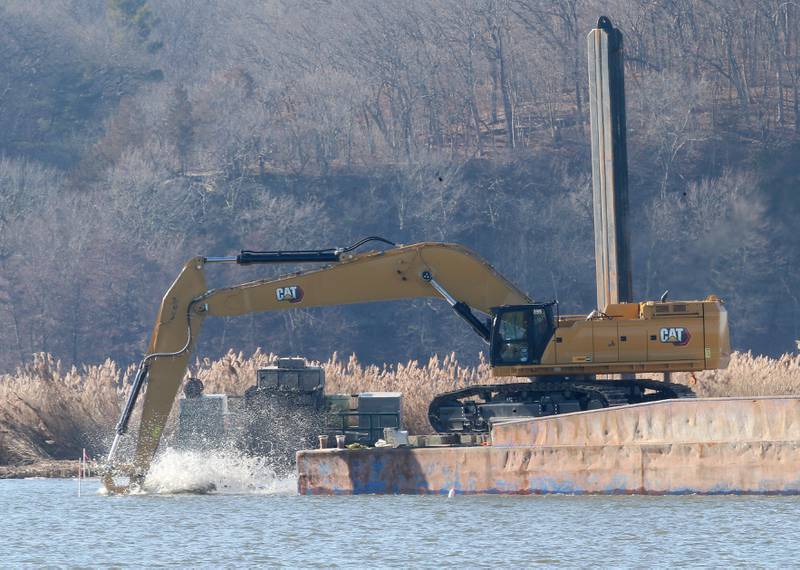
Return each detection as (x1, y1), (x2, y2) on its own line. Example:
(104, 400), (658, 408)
(0, 460), (95, 479)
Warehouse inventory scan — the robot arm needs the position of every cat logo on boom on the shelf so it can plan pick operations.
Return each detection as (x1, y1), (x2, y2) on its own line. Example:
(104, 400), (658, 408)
(275, 286), (304, 303)
(659, 327), (690, 346)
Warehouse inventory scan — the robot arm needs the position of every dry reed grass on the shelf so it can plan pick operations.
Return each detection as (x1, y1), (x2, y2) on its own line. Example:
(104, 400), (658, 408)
(0, 353), (132, 464)
(676, 351), (800, 398)
(1, 350), (799, 465)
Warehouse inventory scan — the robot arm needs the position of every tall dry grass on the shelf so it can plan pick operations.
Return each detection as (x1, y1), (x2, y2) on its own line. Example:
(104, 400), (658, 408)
(676, 351), (800, 398)
(1, 350), (799, 465)
(0, 353), (133, 464)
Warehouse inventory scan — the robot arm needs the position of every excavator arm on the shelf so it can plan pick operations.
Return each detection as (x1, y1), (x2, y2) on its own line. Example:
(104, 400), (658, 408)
(103, 240), (530, 492)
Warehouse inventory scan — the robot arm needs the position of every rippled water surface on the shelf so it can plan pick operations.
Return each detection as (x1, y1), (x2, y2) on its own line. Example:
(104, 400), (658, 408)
(3, 476), (800, 567)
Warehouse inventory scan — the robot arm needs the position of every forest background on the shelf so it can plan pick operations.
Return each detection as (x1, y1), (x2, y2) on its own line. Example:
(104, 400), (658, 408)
(1, 0), (798, 374)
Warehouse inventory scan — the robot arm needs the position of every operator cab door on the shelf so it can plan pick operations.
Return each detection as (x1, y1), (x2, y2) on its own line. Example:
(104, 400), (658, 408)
(489, 303), (556, 366)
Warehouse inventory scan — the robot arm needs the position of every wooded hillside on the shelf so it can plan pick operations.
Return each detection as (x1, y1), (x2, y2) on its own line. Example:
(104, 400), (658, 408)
(0, 0), (798, 371)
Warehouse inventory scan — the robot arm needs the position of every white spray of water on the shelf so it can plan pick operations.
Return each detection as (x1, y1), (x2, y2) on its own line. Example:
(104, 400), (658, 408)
(140, 447), (296, 495)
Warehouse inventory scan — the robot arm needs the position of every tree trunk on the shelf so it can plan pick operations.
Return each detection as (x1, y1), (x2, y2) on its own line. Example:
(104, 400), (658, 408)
(490, 58), (499, 124)
(495, 26), (515, 150)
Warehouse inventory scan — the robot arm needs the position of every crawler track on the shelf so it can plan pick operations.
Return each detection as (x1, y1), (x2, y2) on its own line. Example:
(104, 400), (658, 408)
(428, 378), (696, 433)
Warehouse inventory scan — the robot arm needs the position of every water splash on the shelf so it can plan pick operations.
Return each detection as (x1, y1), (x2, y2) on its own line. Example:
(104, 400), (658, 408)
(141, 447), (296, 495)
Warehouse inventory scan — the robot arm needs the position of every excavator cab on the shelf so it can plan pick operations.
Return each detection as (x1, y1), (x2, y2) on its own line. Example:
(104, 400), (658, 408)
(489, 303), (556, 366)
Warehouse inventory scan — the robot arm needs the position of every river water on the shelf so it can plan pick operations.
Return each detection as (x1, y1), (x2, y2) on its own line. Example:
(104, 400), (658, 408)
(2, 451), (800, 567)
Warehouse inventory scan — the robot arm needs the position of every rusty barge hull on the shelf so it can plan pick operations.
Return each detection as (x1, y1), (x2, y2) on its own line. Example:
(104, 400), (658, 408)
(296, 397), (800, 495)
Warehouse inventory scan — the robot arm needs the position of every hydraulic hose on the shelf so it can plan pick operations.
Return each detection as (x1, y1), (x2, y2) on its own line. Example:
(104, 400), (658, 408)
(105, 304), (198, 466)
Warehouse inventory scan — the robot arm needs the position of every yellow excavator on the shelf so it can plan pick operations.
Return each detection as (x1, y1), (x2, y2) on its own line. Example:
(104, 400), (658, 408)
(103, 237), (730, 492)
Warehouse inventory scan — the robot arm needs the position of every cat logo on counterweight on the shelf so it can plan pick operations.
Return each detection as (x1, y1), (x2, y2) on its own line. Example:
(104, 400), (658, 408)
(659, 327), (690, 346)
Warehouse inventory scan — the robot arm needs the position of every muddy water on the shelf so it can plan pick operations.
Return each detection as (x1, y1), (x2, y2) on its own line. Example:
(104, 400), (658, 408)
(2, 452), (800, 567)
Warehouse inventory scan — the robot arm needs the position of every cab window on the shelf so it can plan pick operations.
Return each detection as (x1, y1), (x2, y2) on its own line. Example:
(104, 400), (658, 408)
(496, 311), (530, 363)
